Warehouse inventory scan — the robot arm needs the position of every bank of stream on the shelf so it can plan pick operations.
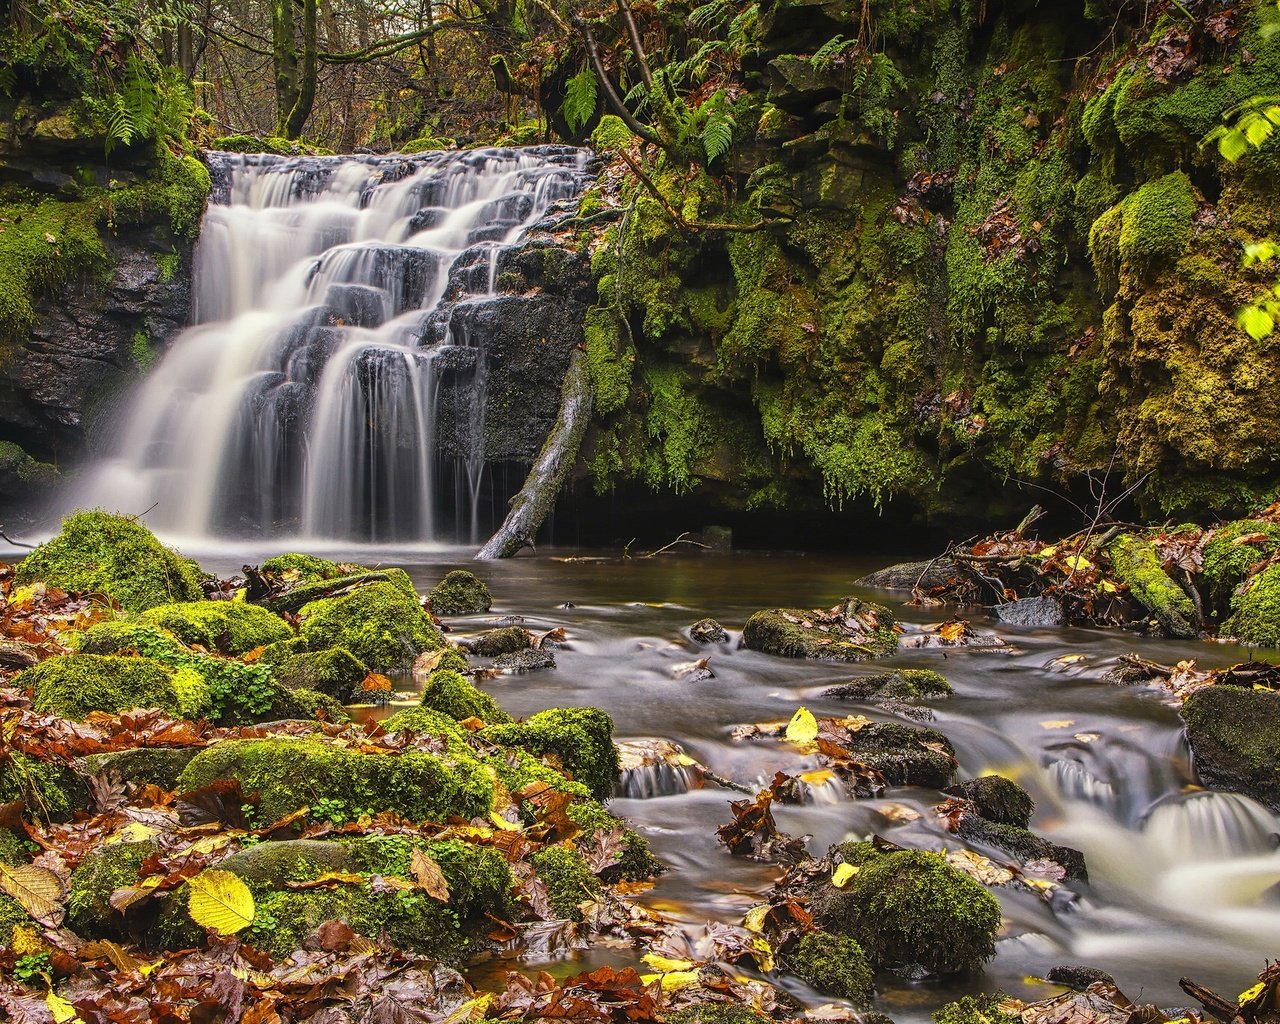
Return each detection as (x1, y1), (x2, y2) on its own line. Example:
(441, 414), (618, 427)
(178, 544), (1279, 1020)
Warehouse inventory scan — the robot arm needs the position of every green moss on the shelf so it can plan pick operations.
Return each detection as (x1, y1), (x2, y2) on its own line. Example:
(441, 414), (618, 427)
(564, 799), (661, 881)
(1202, 520), (1280, 613)
(176, 737), (494, 823)
(260, 553), (344, 582)
(529, 844), (599, 920)
(934, 995), (1019, 1024)
(664, 1006), (770, 1024)
(427, 570), (492, 615)
(140, 601), (292, 654)
(1117, 172), (1195, 279)
(952, 775), (1035, 828)
(299, 581), (443, 671)
(787, 930), (873, 1005)
(83, 747), (198, 790)
(343, 835), (513, 915)
(583, 307), (634, 416)
(1225, 562), (1280, 647)
(468, 626), (530, 658)
(421, 668), (513, 724)
(1182, 685), (1280, 810)
(742, 600), (899, 661)
(482, 708), (620, 801)
(67, 841), (152, 934)
(1109, 534), (1199, 638)
(155, 251), (180, 282)
(0, 440), (57, 486)
(16, 511), (205, 612)
(0, 752), (83, 821)
(21, 654), (180, 720)
(828, 668), (952, 700)
(276, 647), (368, 701)
(0, 896), (26, 948)
(0, 828), (27, 865)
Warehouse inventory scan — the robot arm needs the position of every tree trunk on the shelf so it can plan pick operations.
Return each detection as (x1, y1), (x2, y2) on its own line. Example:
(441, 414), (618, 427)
(282, 0), (318, 138)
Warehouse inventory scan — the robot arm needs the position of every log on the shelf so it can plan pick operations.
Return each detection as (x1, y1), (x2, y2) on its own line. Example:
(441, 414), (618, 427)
(476, 349), (593, 560)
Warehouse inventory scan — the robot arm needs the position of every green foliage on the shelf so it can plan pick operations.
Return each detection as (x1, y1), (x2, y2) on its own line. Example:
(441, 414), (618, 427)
(13, 953), (51, 984)
(482, 707), (620, 801)
(1117, 172), (1196, 279)
(563, 68), (599, 133)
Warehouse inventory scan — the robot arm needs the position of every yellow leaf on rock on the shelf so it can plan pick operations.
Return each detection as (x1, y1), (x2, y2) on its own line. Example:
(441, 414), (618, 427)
(1039, 720), (1075, 730)
(656, 970), (701, 991)
(642, 953), (695, 973)
(785, 707), (818, 744)
(743, 904), (769, 933)
(1239, 983), (1266, 1004)
(187, 869), (255, 935)
(0, 863), (66, 927)
(439, 994), (493, 1024)
(831, 863), (860, 888)
(106, 822), (161, 845)
(410, 848), (450, 901)
(489, 811), (520, 831)
(751, 936), (774, 972)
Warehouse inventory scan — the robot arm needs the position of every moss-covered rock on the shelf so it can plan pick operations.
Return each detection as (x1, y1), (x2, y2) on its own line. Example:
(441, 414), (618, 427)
(299, 581), (443, 672)
(428, 570), (492, 615)
(1202, 520), (1280, 615)
(563, 799), (662, 881)
(83, 747), (199, 790)
(949, 775), (1035, 828)
(842, 722), (956, 788)
(0, 896), (28, 949)
(1109, 534), (1199, 638)
(382, 705), (471, 745)
(664, 1006), (771, 1024)
(0, 827), (28, 865)
(482, 707), (620, 801)
(15, 511), (204, 612)
(955, 812), (1087, 880)
(812, 842), (1000, 974)
(787, 930), (873, 1005)
(67, 840), (153, 935)
(259, 553), (344, 582)
(467, 626), (530, 657)
(421, 669), (512, 724)
(529, 844), (599, 919)
(177, 737), (493, 823)
(71, 619), (191, 659)
(0, 752), (85, 821)
(1183, 684), (1280, 811)
(934, 995), (1020, 1024)
(824, 668), (952, 701)
(275, 647), (368, 701)
(1224, 562), (1280, 647)
(21, 654), (181, 720)
(139, 601), (291, 655)
(742, 599), (898, 661)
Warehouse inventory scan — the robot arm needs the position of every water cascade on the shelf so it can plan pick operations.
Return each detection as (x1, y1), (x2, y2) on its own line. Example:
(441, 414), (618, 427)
(74, 147), (593, 543)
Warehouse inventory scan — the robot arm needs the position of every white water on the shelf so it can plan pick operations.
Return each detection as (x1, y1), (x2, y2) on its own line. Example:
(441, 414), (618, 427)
(73, 147), (591, 543)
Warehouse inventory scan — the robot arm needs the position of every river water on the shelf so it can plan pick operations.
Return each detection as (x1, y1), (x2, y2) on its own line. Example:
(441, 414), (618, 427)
(175, 543), (1280, 1019)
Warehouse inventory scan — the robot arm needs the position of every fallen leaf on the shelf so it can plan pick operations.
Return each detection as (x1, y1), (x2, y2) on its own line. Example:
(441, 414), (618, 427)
(831, 863), (859, 888)
(410, 848), (450, 901)
(187, 869), (255, 935)
(0, 863), (66, 927)
(785, 707), (818, 745)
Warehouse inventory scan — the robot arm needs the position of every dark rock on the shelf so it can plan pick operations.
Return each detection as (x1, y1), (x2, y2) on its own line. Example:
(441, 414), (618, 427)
(824, 668), (952, 702)
(1046, 966), (1116, 991)
(742, 598), (898, 662)
(690, 618), (729, 644)
(495, 648), (555, 673)
(947, 775), (1035, 828)
(955, 811), (1088, 881)
(993, 596), (1066, 627)
(1183, 685), (1280, 812)
(82, 747), (199, 790)
(467, 626), (531, 657)
(845, 722), (956, 788)
(855, 558), (958, 592)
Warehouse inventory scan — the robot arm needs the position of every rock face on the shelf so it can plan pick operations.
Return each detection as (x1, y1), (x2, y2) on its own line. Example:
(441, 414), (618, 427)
(741, 598), (898, 661)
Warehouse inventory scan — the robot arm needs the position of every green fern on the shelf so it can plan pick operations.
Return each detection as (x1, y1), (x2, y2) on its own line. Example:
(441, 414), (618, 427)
(562, 67), (598, 133)
(701, 95), (735, 162)
(106, 54), (159, 153)
(810, 34), (859, 69)
(689, 0), (733, 31)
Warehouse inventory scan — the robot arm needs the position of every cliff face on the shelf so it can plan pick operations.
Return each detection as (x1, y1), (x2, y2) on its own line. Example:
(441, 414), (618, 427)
(577, 0), (1280, 526)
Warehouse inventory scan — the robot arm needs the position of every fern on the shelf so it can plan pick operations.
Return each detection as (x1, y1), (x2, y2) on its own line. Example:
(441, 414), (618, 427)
(562, 67), (598, 133)
(689, 0), (732, 31)
(810, 34), (859, 69)
(701, 93), (735, 162)
(106, 54), (159, 153)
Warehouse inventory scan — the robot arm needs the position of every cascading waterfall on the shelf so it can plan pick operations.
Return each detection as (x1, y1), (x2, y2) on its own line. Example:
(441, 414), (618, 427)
(74, 147), (592, 543)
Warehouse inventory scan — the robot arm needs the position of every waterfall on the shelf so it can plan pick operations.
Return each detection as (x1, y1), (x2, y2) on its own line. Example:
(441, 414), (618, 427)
(74, 147), (592, 543)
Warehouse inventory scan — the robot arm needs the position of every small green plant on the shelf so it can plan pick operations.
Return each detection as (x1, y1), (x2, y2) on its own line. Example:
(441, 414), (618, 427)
(13, 952), (52, 984)
(562, 67), (598, 133)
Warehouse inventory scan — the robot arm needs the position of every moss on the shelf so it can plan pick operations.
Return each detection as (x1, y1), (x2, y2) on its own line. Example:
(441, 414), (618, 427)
(564, 800), (661, 881)
(1109, 534), (1199, 638)
(955, 814), (1087, 880)
(72, 619), (190, 659)
(1203, 520), (1280, 614)
(787, 930), (873, 1005)
(664, 1007), (770, 1024)
(343, 835), (513, 916)
(260, 553), (344, 582)
(741, 600), (898, 661)
(482, 707), (620, 801)
(299, 581), (443, 672)
(83, 747), (198, 790)
(277, 686), (350, 724)
(67, 840), (152, 934)
(159, 153), (211, 236)
(591, 115), (635, 153)
(1224, 562), (1280, 647)
(421, 668), (513, 724)
(0, 440), (57, 486)
(139, 601), (291, 655)
(1182, 685), (1280, 811)
(468, 626), (530, 658)
(583, 307), (634, 416)
(934, 995), (1020, 1024)
(16, 511), (205, 612)
(382, 705), (470, 746)
(276, 647), (368, 701)
(1117, 172), (1195, 279)
(257, 635), (310, 666)
(155, 251), (180, 282)
(21, 654), (180, 720)
(842, 722), (956, 788)
(427, 570), (492, 615)
(0, 896), (26, 948)
(0, 828), (27, 865)
(825, 668), (952, 701)
(822, 843), (1001, 974)
(0, 752), (84, 821)
(176, 737), (494, 823)
(529, 844), (599, 920)
(952, 775), (1034, 828)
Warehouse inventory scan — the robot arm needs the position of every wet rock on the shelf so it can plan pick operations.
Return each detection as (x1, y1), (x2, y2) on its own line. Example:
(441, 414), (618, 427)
(495, 648), (555, 673)
(823, 668), (952, 702)
(947, 775), (1034, 828)
(1108, 534), (1199, 639)
(742, 598), (898, 662)
(82, 747), (199, 791)
(785, 930), (873, 1005)
(844, 722), (956, 788)
(898, 620), (1007, 650)
(954, 811), (1087, 881)
(855, 558), (958, 591)
(1182, 685), (1280, 811)
(465, 626), (531, 657)
(690, 618), (729, 644)
(673, 657), (714, 681)
(616, 738), (704, 797)
(1046, 965), (1116, 991)
(993, 595), (1065, 627)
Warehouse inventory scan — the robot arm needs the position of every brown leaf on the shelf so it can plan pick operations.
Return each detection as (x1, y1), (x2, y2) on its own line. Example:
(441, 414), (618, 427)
(311, 919), (357, 952)
(410, 848), (450, 901)
(285, 872), (366, 891)
(177, 779), (256, 829)
(0, 862), (66, 926)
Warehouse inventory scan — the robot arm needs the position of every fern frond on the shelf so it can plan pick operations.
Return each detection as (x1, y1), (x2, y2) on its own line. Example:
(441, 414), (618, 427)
(810, 34), (858, 68)
(702, 101), (735, 162)
(562, 67), (598, 132)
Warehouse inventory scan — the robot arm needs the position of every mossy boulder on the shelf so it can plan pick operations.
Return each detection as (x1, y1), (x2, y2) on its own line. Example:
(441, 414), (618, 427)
(275, 647), (368, 701)
(83, 747), (199, 790)
(72, 620), (192, 659)
(260, 553), (344, 582)
(563, 799), (661, 881)
(299, 581), (443, 672)
(934, 995), (1020, 1024)
(139, 601), (291, 655)
(0, 752), (86, 821)
(949, 775), (1035, 828)
(467, 626), (530, 657)
(1202, 520), (1280, 615)
(21, 654), (183, 720)
(1183, 685), (1280, 811)
(955, 812), (1087, 880)
(1224, 563), (1280, 647)
(529, 844), (599, 920)
(15, 511), (205, 612)
(382, 705), (471, 744)
(787, 930), (873, 1005)
(177, 737), (493, 823)
(482, 707), (620, 801)
(742, 599), (898, 661)
(811, 842), (1000, 974)
(824, 668), (952, 701)
(421, 669), (512, 724)
(1108, 534), (1199, 638)
(665, 1007), (771, 1024)
(428, 570), (492, 615)
(842, 722), (956, 788)
(67, 840), (153, 936)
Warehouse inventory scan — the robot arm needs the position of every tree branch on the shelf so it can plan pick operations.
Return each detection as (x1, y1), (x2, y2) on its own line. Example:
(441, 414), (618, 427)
(571, 13), (660, 145)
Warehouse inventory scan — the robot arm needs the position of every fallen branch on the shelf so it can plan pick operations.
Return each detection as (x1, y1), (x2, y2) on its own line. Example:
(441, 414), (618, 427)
(640, 532), (710, 558)
(0, 528), (34, 549)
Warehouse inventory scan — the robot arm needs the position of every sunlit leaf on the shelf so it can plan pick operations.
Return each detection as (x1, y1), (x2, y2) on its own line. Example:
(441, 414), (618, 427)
(46, 991), (79, 1024)
(642, 953), (695, 972)
(785, 707), (818, 744)
(831, 862), (859, 888)
(410, 848), (450, 901)
(0, 863), (66, 927)
(187, 869), (254, 935)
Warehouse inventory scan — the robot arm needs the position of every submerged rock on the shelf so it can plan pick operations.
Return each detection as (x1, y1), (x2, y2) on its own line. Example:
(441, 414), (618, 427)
(955, 810), (1088, 881)
(495, 647), (555, 673)
(1183, 684), (1280, 811)
(824, 668), (952, 702)
(742, 598), (898, 661)
(689, 618), (729, 644)
(845, 722), (957, 788)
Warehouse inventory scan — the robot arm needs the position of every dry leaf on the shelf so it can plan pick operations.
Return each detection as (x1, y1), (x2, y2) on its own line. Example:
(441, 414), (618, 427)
(410, 848), (450, 901)
(187, 869), (255, 935)
(0, 862), (66, 927)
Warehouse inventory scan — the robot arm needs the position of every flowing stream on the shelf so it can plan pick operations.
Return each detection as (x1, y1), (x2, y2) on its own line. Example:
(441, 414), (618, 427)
(72, 148), (592, 544)
(188, 545), (1280, 1020)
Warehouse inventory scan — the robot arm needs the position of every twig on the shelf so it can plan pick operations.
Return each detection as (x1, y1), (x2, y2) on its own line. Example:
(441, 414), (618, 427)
(640, 532), (711, 558)
(0, 529), (34, 550)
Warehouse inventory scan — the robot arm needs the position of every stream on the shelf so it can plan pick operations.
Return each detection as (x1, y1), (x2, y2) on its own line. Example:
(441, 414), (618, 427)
(172, 543), (1280, 1020)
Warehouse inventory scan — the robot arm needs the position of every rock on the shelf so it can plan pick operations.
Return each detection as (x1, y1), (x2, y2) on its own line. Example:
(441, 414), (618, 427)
(299, 581), (444, 672)
(495, 648), (555, 673)
(855, 558), (958, 591)
(993, 595), (1066, 627)
(466, 625), (530, 657)
(616, 738), (705, 797)
(823, 668), (952, 701)
(1183, 684), (1280, 811)
(420, 668), (512, 724)
(673, 657), (714, 681)
(67, 840), (155, 937)
(844, 722), (956, 788)
(482, 707), (620, 801)
(275, 648), (369, 702)
(786, 930), (873, 1005)
(139, 601), (292, 655)
(946, 775), (1035, 827)
(1224, 563), (1280, 647)
(741, 598), (898, 661)
(1108, 534), (1199, 638)
(689, 617), (729, 644)
(1046, 965), (1116, 991)
(20, 654), (187, 721)
(82, 747), (199, 790)
(427, 569), (493, 615)
(259, 553), (345, 583)
(955, 811), (1087, 881)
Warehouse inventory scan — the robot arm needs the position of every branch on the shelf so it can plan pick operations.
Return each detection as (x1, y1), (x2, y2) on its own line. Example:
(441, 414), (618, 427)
(616, 0), (653, 89)
(617, 149), (785, 235)
(571, 13), (661, 145)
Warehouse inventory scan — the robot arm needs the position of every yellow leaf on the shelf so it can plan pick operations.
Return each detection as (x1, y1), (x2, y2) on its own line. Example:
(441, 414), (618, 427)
(785, 707), (818, 744)
(183, 833), (243, 856)
(46, 992), (79, 1024)
(80, 939), (141, 974)
(939, 620), (967, 642)
(743, 904), (769, 934)
(1037, 545), (1057, 558)
(488, 811), (520, 832)
(9, 924), (47, 956)
(284, 872), (367, 890)
(1039, 720), (1075, 730)
(1063, 554), (1092, 571)
(106, 822), (161, 845)
(799, 769), (835, 786)
(839, 714), (873, 732)
(1100, 579), (1120, 593)
(659, 970), (701, 991)
(831, 863), (859, 888)
(410, 848), (450, 902)
(1239, 983), (1266, 1004)
(187, 869), (255, 935)
(439, 994), (493, 1024)
(0, 863), (66, 927)
(750, 936), (774, 972)
(642, 953), (695, 973)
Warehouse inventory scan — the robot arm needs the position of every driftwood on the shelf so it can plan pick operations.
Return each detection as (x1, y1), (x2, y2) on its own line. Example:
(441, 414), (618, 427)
(476, 349), (592, 560)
